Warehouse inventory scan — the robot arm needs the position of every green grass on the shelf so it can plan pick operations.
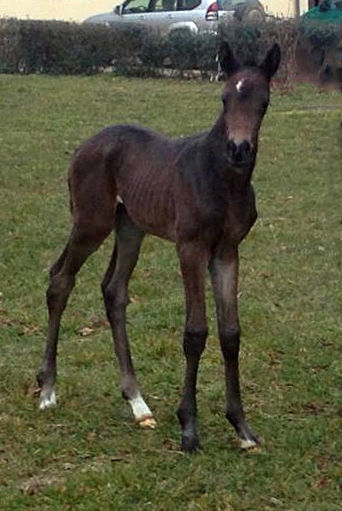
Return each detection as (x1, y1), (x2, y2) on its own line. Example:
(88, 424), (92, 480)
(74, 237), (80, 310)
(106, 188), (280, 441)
(0, 75), (341, 511)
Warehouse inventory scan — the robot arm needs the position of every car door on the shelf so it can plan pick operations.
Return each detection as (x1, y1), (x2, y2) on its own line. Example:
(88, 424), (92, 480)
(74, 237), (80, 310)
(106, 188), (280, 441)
(121, 0), (151, 25)
(139, 0), (179, 34)
(164, 0), (207, 33)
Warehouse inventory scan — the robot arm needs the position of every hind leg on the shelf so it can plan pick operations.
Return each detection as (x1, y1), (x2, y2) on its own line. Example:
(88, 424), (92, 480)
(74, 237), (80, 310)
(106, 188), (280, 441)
(37, 222), (112, 410)
(102, 206), (155, 428)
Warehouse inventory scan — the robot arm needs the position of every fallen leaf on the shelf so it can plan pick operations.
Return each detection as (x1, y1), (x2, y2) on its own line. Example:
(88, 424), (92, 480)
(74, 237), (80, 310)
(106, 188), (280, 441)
(79, 327), (94, 337)
(22, 481), (41, 496)
(313, 477), (331, 490)
(20, 324), (40, 335)
(303, 402), (320, 414)
(86, 432), (97, 442)
(27, 385), (41, 398)
(89, 318), (109, 329)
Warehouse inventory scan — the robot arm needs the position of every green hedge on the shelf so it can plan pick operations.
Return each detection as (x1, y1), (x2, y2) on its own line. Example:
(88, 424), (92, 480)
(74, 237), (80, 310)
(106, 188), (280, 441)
(0, 19), (146, 75)
(299, 17), (342, 48)
(0, 17), (340, 81)
(0, 18), (217, 76)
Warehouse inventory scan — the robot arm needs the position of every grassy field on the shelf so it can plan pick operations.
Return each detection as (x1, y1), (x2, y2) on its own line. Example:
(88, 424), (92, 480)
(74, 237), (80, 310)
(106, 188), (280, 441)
(0, 74), (341, 511)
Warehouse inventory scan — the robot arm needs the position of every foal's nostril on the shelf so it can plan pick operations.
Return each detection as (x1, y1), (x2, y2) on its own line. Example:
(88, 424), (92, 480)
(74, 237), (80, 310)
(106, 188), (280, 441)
(226, 140), (237, 159)
(227, 140), (252, 165)
(239, 141), (252, 160)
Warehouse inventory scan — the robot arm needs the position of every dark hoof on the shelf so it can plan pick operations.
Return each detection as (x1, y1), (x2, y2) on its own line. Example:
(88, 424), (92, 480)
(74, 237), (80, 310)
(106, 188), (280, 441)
(181, 434), (201, 453)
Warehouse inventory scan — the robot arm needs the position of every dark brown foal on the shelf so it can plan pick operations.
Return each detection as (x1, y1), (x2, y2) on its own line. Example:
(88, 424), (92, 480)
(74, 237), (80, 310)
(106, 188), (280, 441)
(37, 41), (280, 452)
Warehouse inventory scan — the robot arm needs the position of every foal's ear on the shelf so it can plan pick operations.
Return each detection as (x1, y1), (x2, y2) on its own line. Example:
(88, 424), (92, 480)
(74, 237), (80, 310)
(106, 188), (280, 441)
(218, 41), (240, 77)
(260, 43), (281, 81)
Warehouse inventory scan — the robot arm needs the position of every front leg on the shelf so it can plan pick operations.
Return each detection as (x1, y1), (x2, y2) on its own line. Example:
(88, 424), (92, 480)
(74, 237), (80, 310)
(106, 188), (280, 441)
(177, 241), (209, 452)
(209, 245), (258, 449)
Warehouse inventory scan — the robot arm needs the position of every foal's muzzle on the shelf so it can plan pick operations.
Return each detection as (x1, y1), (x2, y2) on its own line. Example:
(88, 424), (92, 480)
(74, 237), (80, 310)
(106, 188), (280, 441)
(226, 140), (253, 168)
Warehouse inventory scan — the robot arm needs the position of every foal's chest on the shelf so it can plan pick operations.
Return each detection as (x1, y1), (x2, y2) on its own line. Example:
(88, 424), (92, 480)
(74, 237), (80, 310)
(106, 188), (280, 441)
(222, 189), (257, 244)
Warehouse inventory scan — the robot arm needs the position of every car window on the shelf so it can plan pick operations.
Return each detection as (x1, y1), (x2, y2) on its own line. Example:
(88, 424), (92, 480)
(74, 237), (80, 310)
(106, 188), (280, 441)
(219, 0), (233, 8)
(177, 0), (201, 11)
(153, 0), (177, 11)
(122, 0), (150, 14)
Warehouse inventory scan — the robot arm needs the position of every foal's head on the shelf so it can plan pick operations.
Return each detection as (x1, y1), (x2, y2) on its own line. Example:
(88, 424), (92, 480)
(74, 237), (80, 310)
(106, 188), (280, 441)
(218, 42), (281, 169)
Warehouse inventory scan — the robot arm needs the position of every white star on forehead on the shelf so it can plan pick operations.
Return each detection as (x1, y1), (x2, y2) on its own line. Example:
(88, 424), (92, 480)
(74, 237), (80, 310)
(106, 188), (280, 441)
(236, 79), (245, 93)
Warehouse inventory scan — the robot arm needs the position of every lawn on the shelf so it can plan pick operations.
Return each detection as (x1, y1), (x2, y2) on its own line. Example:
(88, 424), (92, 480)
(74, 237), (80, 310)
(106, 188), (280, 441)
(0, 74), (341, 511)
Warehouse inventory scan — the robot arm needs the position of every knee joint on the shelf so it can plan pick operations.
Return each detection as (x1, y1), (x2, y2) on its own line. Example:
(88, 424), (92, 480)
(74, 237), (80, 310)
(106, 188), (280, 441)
(103, 285), (128, 312)
(46, 275), (74, 306)
(219, 329), (240, 359)
(183, 327), (208, 357)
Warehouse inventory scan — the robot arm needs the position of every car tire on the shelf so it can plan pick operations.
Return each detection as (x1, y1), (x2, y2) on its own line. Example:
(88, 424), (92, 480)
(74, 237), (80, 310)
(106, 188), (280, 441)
(235, 4), (265, 23)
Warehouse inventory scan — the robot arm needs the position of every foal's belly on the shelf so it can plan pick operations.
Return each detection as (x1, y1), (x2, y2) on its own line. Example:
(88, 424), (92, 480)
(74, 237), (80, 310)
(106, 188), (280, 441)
(116, 168), (177, 241)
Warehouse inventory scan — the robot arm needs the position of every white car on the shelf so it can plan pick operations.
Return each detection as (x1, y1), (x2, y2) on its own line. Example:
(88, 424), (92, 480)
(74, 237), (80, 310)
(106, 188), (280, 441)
(85, 0), (265, 35)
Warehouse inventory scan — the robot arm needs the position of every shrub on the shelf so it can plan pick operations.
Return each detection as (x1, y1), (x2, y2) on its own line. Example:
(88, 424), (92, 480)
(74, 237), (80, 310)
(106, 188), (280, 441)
(0, 19), (146, 75)
(0, 16), (339, 84)
(111, 24), (147, 73)
(195, 32), (218, 74)
(299, 18), (342, 48)
(167, 29), (198, 73)
(139, 32), (168, 69)
(0, 19), (114, 74)
(0, 18), (21, 73)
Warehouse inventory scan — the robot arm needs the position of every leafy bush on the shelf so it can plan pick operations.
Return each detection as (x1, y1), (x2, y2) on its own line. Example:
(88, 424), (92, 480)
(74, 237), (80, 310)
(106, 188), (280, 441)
(0, 19), (145, 75)
(17, 21), (113, 74)
(167, 30), (198, 73)
(299, 18), (342, 47)
(0, 18), (21, 73)
(139, 32), (168, 69)
(0, 16), (339, 83)
(111, 24), (146, 73)
(195, 32), (218, 73)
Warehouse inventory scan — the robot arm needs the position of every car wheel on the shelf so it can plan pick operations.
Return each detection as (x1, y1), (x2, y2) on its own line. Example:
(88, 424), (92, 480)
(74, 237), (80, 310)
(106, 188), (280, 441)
(235, 4), (265, 23)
